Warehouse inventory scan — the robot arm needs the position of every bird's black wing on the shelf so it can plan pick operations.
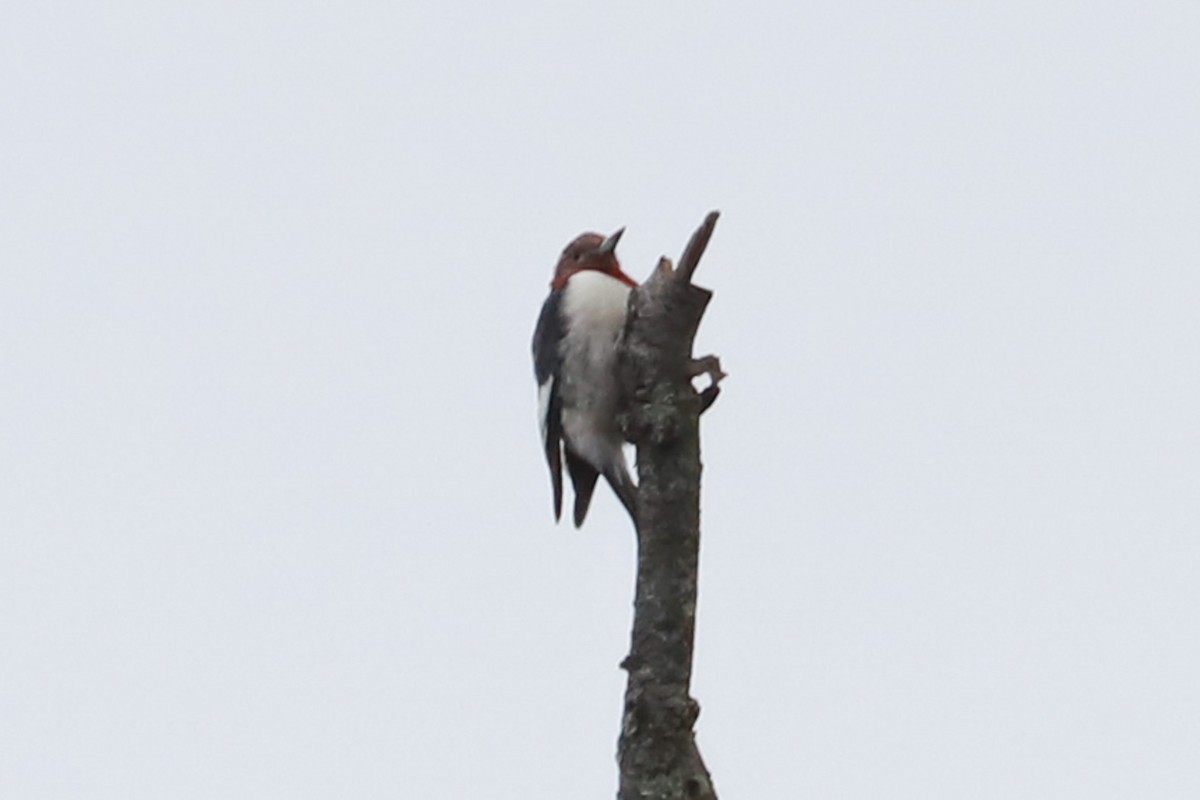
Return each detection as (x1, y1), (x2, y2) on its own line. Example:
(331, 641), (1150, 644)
(532, 290), (565, 520)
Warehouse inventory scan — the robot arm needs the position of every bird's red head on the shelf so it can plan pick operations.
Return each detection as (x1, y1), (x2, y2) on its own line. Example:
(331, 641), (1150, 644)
(550, 228), (637, 290)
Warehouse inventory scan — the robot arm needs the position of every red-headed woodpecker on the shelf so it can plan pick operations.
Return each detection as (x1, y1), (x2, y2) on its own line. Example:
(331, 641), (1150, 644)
(532, 228), (638, 528)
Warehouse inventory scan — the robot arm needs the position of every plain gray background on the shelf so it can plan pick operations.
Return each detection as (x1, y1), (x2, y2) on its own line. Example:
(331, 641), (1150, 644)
(3, 3), (1198, 798)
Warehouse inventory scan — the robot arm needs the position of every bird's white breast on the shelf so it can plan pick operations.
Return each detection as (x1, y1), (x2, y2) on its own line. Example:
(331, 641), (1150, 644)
(558, 270), (632, 469)
(560, 270), (632, 359)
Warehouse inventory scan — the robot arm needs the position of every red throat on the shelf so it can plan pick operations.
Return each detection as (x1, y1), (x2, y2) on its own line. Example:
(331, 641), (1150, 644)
(551, 262), (638, 290)
(610, 267), (638, 288)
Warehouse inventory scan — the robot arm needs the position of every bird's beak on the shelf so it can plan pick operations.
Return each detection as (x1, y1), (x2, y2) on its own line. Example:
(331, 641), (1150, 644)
(598, 227), (625, 256)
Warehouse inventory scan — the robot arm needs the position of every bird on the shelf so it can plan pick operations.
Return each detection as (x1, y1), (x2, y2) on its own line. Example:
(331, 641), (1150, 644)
(532, 227), (639, 528)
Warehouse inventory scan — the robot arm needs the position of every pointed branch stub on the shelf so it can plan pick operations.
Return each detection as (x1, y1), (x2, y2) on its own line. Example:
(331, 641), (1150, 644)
(676, 210), (720, 285)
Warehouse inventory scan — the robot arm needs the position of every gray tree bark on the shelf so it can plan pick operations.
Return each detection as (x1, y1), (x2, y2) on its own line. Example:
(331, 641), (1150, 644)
(615, 212), (725, 800)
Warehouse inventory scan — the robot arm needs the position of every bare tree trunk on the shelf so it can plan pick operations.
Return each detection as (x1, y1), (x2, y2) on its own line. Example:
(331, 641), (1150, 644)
(616, 212), (725, 800)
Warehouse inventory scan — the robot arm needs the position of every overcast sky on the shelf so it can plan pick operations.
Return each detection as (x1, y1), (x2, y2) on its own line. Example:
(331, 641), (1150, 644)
(3, 3), (1198, 798)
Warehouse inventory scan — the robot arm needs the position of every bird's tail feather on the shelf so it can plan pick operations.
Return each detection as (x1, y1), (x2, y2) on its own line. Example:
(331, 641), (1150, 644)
(565, 449), (638, 529)
(565, 450), (600, 528)
(572, 473), (599, 528)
